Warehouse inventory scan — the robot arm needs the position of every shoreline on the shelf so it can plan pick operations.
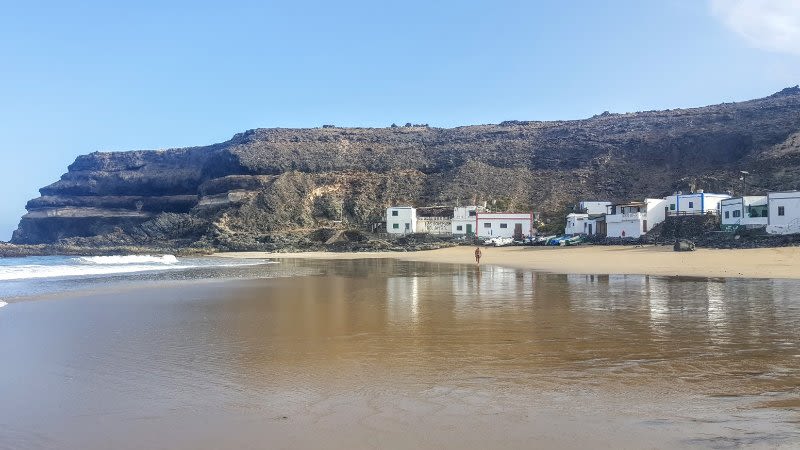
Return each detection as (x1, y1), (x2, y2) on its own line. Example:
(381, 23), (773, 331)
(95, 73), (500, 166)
(215, 245), (800, 280)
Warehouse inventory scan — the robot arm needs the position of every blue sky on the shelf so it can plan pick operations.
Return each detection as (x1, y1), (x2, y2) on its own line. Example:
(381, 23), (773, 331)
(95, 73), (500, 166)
(1, 0), (799, 241)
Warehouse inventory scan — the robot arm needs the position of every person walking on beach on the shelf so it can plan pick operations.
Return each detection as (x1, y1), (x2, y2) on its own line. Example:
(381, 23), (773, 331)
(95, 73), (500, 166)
(474, 246), (482, 265)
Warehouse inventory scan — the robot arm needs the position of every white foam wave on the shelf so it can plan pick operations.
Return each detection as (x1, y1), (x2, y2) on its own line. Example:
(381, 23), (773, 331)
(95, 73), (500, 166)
(0, 264), (187, 281)
(75, 255), (179, 265)
(0, 256), (275, 282)
(0, 301), (7, 308)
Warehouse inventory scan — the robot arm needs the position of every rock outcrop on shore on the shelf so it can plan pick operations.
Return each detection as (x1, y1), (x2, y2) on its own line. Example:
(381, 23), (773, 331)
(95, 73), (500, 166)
(9, 87), (800, 252)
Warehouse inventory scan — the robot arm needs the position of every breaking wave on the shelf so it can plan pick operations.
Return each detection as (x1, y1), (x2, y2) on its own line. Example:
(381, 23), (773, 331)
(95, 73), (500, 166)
(0, 255), (272, 282)
(0, 262), (186, 281)
(0, 301), (7, 308)
(74, 255), (179, 265)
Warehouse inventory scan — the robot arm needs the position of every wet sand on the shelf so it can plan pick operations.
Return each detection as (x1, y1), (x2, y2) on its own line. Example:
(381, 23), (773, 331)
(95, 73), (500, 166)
(218, 245), (800, 279)
(1, 259), (799, 449)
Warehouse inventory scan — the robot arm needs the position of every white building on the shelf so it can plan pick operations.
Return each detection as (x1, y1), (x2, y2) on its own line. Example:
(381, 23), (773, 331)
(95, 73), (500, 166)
(582, 213), (606, 236)
(564, 201), (611, 235)
(386, 206), (416, 234)
(476, 212), (533, 239)
(417, 216), (452, 235)
(587, 215), (604, 236)
(766, 191), (800, 235)
(720, 196), (768, 231)
(664, 191), (730, 216)
(577, 201), (612, 215)
(565, 213), (588, 235)
(604, 198), (668, 239)
(451, 205), (486, 236)
(566, 212), (605, 236)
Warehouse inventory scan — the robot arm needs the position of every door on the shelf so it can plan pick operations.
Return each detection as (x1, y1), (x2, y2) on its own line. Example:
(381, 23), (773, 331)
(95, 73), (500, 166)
(466, 224), (473, 237)
(643, 220), (647, 233)
(514, 223), (523, 240)
(588, 224), (593, 235)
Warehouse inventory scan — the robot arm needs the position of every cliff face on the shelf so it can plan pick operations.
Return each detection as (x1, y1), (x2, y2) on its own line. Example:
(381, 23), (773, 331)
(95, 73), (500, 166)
(11, 87), (800, 250)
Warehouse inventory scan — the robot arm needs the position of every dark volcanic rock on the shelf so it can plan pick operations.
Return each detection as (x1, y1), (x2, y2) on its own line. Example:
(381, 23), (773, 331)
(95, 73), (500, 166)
(10, 88), (800, 251)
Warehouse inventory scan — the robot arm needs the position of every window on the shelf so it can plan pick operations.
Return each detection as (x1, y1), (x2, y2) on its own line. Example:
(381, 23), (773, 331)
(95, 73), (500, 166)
(779, 206), (785, 216)
(688, 201), (694, 208)
(392, 223), (399, 229)
(405, 223), (410, 230)
(456, 225), (463, 231)
(724, 211), (729, 219)
(499, 223), (508, 229)
(670, 204), (676, 211)
(732, 210), (740, 218)
(391, 210), (399, 217)
(468, 211), (476, 217)
(483, 223), (491, 228)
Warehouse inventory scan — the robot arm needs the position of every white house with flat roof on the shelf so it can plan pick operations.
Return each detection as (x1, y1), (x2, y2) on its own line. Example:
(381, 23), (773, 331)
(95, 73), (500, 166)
(476, 212), (533, 239)
(664, 191), (730, 216)
(386, 206), (417, 234)
(605, 198), (668, 238)
(451, 205), (487, 236)
(565, 213), (588, 235)
(577, 201), (612, 215)
(565, 212), (605, 236)
(766, 191), (800, 235)
(720, 196), (768, 231)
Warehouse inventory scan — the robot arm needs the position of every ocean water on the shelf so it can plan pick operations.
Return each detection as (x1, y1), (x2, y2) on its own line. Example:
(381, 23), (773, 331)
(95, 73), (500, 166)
(1, 259), (799, 449)
(0, 254), (286, 300)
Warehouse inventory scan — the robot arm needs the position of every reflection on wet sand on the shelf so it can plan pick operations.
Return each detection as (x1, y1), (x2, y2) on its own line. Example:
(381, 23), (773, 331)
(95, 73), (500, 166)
(1, 259), (799, 449)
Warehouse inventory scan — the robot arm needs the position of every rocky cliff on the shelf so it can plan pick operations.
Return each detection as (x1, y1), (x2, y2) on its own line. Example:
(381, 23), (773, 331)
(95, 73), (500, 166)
(11, 87), (800, 251)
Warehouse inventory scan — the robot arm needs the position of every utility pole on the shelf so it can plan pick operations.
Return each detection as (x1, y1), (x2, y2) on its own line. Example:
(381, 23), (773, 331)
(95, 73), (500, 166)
(740, 171), (749, 197)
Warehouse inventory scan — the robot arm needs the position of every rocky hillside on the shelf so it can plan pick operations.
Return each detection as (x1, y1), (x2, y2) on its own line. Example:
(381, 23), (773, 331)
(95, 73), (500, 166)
(10, 87), (800, 251)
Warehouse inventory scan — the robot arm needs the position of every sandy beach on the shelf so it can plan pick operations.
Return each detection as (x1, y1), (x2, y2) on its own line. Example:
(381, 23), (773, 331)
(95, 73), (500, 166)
(216, 245), (800, 279)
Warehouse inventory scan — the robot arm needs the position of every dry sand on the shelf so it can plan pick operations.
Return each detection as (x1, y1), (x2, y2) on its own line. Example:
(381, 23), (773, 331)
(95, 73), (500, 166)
(217, 245), (800, 279)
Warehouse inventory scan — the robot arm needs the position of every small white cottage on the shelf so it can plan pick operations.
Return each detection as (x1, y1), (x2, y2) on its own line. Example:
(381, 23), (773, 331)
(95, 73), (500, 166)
(766, 191), (800, 235)
(451, 205), (486, 236)
(577, 201), (612, 215)
(564, 213), (588, 235)
(605, 198), (668, 239)
(475, 212), (533, 239)
(386, 206), (416, 234)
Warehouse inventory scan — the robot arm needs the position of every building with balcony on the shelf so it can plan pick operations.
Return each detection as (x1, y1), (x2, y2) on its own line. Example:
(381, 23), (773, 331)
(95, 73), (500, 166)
(604, 198), (668, 238)
(664, 191), (730, 216)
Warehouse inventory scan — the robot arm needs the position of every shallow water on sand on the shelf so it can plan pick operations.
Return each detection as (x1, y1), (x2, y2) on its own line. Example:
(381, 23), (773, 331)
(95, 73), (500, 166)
(1, 259), (799, 449)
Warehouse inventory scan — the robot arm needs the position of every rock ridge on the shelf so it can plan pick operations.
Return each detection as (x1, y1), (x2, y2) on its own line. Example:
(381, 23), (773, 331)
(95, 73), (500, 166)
(9, 87), (800, 252)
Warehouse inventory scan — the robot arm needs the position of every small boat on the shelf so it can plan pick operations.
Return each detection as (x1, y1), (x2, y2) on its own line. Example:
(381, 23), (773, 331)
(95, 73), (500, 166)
(493, 237), (514, 247)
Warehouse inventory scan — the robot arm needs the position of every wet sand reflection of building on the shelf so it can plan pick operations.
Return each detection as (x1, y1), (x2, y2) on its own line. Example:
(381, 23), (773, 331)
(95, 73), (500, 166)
(201, 259), (800, 393)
